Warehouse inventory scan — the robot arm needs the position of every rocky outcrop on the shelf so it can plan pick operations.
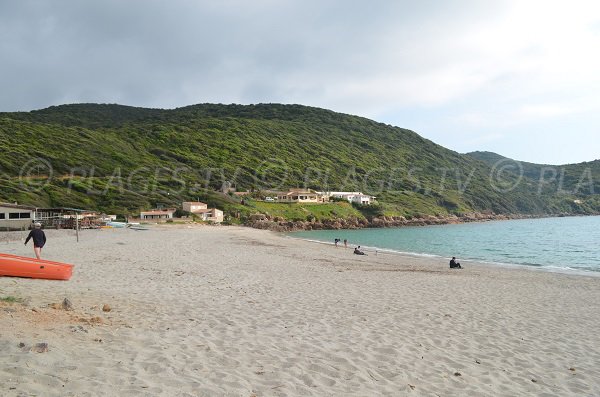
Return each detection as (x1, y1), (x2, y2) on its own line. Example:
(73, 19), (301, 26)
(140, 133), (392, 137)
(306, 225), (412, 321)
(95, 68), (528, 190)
(246, 212), (538, 232)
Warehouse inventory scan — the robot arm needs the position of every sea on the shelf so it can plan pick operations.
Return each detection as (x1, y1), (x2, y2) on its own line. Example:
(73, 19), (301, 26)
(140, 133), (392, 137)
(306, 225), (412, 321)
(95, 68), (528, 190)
(288, 216), (600, 275)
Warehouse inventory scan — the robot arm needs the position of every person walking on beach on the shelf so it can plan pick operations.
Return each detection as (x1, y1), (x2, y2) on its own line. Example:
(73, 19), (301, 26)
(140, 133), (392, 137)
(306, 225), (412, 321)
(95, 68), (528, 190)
(25, 223), (46, 260)
(334, 238), (340, 247)
(343, 239), (348, 248)
(449, 257), (462, 269)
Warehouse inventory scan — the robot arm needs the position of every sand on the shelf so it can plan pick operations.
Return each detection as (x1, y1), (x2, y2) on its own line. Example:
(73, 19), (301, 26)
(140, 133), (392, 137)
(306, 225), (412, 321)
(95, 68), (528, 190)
(1, 225), (599, 396)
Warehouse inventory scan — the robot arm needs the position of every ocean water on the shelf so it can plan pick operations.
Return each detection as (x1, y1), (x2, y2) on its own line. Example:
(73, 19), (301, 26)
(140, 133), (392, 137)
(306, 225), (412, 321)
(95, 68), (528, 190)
(289, 216), (600, 274)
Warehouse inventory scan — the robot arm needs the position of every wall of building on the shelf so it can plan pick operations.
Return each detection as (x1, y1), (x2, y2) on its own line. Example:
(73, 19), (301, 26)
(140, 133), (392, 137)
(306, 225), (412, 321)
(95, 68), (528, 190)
(140, 213), (173, 220)
(0, 206), (34, 230)
(183, 202), (208, 213)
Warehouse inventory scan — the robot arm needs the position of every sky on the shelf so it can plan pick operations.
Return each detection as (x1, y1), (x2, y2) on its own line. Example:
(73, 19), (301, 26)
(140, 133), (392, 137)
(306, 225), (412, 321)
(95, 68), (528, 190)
(1, 0), (599, 165)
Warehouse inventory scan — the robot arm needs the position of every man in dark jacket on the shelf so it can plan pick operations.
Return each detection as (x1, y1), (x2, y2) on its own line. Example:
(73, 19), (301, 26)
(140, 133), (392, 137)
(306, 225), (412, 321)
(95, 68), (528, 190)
(25, 222), (46, 259)
(449, 257), (462, 269)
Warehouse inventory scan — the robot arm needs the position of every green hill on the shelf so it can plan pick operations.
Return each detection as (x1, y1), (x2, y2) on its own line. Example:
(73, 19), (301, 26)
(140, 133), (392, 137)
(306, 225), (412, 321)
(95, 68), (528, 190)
(0, 103), (597, 221)
(467, 151), (600, 214)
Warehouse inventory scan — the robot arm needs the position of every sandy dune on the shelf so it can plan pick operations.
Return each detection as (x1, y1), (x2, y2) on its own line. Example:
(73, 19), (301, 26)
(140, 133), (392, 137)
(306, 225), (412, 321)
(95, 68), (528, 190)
(1, 225), (599, 396)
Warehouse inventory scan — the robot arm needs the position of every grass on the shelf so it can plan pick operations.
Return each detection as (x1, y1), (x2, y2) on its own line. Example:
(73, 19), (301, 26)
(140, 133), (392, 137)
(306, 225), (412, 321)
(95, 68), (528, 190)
(0, 296), (22, 303)
(250, 201), (365, 222)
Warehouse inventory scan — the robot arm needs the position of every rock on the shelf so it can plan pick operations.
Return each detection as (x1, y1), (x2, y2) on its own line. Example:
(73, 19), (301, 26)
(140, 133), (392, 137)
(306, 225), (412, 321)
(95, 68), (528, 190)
(62, 298), (73, 311)
(32, 342), (49, 353)
(102, 304), (112, 312)
(70, 325), (88, 333)
(454, 372), (462, 377)
(531, 378), (537, 383)
(331, 221), (342, 229)
(18, 342), (25, 348)
(569, 367), (576, 372)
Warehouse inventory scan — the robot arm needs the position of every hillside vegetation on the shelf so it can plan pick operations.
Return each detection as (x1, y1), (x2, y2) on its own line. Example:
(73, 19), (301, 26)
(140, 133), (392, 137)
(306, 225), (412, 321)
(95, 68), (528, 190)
(0, 103), (598, 221)
(467, 151), (600, 214)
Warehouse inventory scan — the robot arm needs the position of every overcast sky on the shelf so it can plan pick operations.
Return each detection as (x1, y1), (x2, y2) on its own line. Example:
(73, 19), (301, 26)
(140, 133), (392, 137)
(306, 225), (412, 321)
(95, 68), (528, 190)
(1, 1), (599, 164)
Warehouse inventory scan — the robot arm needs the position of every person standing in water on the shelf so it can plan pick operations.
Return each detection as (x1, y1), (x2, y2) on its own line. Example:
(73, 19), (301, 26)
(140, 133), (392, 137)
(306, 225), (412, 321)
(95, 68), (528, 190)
(25, 223), (46, 259)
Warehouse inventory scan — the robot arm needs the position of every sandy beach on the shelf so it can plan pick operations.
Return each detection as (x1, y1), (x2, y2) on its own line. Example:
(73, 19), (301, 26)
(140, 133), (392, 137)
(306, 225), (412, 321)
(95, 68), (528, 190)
(1, 225), (599, 396)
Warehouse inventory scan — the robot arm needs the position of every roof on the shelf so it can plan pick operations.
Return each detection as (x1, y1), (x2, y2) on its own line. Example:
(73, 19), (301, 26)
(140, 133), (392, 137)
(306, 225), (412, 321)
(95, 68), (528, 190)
(36, 207), (87, 212)
(193, 208), (222, 213)
(0, 203), (36, 210)
(140, 208), (176, 215)
(183, 201), (207, 205)
(322, 191), (364, 196)
(279, 190), (317, 195)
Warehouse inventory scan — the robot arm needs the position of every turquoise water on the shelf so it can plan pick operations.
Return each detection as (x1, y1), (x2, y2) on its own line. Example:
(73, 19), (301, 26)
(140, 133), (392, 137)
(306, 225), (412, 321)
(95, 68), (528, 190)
(289, 216), (600, 274)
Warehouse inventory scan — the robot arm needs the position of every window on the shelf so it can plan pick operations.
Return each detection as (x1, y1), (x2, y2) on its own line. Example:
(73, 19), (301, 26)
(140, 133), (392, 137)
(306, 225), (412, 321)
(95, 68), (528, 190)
(0, 213), (5, 219)
(9, 212), (31, 219)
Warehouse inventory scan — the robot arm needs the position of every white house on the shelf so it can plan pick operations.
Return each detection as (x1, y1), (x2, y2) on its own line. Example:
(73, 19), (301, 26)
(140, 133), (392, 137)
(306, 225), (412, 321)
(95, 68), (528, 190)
(0, 203), (35, 230)
(318, 191), (376, 205)
(140, 208), (176, 220)
(347, 193), (375, 205)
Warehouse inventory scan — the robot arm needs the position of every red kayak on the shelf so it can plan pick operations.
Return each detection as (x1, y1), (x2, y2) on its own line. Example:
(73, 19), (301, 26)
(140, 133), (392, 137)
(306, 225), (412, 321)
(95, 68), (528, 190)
(0, 253), (73, 280)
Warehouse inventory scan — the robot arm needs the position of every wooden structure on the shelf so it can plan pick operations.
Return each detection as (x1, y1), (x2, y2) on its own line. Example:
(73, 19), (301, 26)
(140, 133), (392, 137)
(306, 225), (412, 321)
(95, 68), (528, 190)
(34, 207), (99, 229)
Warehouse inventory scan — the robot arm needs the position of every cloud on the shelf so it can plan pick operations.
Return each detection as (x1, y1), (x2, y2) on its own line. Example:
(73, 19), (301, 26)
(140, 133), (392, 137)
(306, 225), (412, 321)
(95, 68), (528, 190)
(0, 1), (515, 112)
(2, 0), (598, 113)
(517, 104), (579, 120)
(0, 0), (599, 163)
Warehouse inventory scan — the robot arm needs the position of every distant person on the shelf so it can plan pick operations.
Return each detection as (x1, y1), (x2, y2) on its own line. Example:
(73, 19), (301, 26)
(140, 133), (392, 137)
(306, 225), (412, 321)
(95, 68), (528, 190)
(449, 257), (462, 269)
(25, 223), (46, 260)
(354, 246), (366, 255)
(343, 239), (348, 248)
(334, 238), (340, 247)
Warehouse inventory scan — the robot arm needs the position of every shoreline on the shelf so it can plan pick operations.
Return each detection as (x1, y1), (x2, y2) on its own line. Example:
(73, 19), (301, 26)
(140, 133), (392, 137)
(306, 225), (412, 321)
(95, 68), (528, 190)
(283, 233), (600, 279)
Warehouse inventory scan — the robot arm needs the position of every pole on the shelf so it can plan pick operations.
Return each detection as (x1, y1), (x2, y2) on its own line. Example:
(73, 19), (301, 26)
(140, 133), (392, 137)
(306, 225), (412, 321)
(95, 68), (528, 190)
(75, 211), (79, 242)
